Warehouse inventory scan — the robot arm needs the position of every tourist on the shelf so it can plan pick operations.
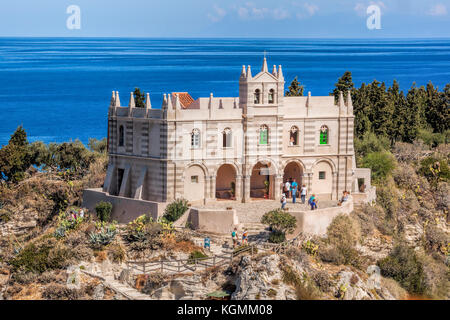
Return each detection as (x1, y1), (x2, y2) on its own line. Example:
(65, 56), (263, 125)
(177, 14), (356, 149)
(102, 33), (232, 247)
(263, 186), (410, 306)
(300, 184), (307, 204)
(338, 191), (349, 206)
(284, 179), (291, 198)
(308, 194), (318, 210)
(242, 229), (249, 245)
(289, 136), (295, 146)
(290, 178), (298, 203)
(204, 236), (211, 251)
(281, 193), (287, 210)
(231, 228), (238, 248)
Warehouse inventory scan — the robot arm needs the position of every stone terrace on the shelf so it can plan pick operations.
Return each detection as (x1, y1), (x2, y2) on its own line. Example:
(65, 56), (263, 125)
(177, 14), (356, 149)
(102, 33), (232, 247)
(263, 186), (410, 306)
(198, 198), (337, 224)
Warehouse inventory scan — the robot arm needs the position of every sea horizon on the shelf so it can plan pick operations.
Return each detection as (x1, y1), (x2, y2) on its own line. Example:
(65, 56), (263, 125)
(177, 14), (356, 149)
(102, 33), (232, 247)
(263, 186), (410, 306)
(0, 37), (449, 146)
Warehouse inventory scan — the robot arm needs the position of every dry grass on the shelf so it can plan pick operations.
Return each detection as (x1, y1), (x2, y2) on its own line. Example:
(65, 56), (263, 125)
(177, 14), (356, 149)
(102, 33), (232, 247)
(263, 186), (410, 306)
(11, 283), (43, 300)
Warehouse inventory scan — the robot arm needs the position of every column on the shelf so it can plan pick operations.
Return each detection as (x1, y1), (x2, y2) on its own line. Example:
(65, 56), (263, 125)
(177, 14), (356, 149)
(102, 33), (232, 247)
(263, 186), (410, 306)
(235, 174), (243, 201)
(243, 174), (251, 203)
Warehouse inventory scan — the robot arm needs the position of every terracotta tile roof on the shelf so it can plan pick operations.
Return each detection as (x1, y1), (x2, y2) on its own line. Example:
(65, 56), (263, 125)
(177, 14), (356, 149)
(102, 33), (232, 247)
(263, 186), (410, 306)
(172, 92), (194, 109)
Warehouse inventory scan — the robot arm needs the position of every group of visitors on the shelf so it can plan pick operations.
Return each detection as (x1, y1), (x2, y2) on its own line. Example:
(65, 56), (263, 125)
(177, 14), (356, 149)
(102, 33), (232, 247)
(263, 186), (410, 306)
(281, 178), (319, 211)
(283, 178), (308, 204)
(231, 227), (248, 248)
(281, 178), (308, 205)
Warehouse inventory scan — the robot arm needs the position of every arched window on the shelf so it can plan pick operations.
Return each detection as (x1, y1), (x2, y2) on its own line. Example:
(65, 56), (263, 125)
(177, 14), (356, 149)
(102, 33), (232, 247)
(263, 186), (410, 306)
(320, 125), (329, 145)
(259, 125), (268, 145)
(289, 126), (299, 146)
(254, 89), (261, 104)
(268, 89), (275, 104)
(191, 128), (201, 148)
(119, 125), (124, 147)
(223, 128), (232, 148)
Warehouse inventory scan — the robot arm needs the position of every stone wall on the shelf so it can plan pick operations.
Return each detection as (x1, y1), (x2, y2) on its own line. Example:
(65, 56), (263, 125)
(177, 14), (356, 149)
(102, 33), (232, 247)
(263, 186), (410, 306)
(82, 188), (166, 223)
(174, 207), (239, 234)
(288, 197), (354, 237)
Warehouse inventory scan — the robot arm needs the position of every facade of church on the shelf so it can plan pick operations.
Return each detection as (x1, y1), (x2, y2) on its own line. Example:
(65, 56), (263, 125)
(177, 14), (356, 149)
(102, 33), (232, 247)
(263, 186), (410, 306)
(100, 58), (372, 206)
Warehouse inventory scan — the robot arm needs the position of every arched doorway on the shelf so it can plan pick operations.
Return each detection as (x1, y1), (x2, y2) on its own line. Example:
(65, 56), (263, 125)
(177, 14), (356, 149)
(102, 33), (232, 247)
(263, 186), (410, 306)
(283, 161), (303, 188)
(312, 161), (333, 199)
(216, 164), (237, 200)
(250, 161), (275, 199)
(184, 165), (206, 203)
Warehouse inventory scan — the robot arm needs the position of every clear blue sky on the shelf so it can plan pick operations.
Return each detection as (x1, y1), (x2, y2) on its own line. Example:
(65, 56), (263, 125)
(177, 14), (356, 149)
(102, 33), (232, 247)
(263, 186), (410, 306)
(0, 0), (449, 38)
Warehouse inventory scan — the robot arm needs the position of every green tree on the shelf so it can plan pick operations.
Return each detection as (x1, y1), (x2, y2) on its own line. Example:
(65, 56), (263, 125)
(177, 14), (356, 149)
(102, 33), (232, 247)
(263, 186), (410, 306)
(404, 83), (427, 142)
(352, 83), (372, 138)
(331, 71), (354, 103)
(261, 209), (296, 243)
(95, 201), (113, 222)
(163, 198), (189, 222)
(362, 151), (396, 183)
(133, 87), (146, 108)
(0, 126), (32, 183)
(388, 80), (408, 143)
(425, 82), (449, 134)
(88, 138), (107, 154)
(285, 77), (304, 96)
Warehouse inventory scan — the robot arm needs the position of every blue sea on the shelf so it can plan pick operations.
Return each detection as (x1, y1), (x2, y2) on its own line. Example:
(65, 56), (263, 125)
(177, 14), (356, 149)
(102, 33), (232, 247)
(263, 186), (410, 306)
(0, 38), (449, 146)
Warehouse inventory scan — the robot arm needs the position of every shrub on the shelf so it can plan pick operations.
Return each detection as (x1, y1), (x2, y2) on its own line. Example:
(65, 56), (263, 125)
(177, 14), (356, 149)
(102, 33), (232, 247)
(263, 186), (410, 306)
(355, 132), (390, 163)
(268, 230), (285, 243)
(261, 209), (296, 243)
(326, 215), (360, 247)
(89, 221), (117, 248)
(362, 151), (396, 183)
(9, 240), (73, 274)
(417, 129), (447, 148)
(42, 283), (81, 300)
(418, 156), (450, 187)
(280, 264), (321, 300)
(424, 224), (449, 254)
(375, 177), (399, 221)
(377, 243), (426, 294)
(95, 201), (112, 222)
(392, 141), (428, 163)
(267, 288), (277, 298)
(187, 250), (208, 264)
(313, 271), (332, 293)
(163, 198), (189, 222)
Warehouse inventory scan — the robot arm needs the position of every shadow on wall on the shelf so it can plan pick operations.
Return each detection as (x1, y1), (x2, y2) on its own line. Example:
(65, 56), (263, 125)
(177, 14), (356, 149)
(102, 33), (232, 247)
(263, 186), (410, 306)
(82, 188), (166, 223)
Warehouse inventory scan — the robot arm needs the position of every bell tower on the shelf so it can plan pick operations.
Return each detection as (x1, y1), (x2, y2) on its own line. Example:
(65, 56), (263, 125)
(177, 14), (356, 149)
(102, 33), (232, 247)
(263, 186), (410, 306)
(239, 57), (285, 114)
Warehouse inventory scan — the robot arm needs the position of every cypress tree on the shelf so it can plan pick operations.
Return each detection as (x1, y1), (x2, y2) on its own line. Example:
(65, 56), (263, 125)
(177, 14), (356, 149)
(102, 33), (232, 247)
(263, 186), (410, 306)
(388, 80), (408, 143)
(332, 71), (354, 103)
(285, 77), (304, 96)
(133, 88), (146, 108)
(425, 82), (449, 133)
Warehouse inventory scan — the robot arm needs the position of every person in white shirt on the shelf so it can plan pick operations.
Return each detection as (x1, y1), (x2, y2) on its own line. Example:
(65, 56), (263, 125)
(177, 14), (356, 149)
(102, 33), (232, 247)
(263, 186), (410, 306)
(284, 180), (291, 198)
(300, 184), (307, 204)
